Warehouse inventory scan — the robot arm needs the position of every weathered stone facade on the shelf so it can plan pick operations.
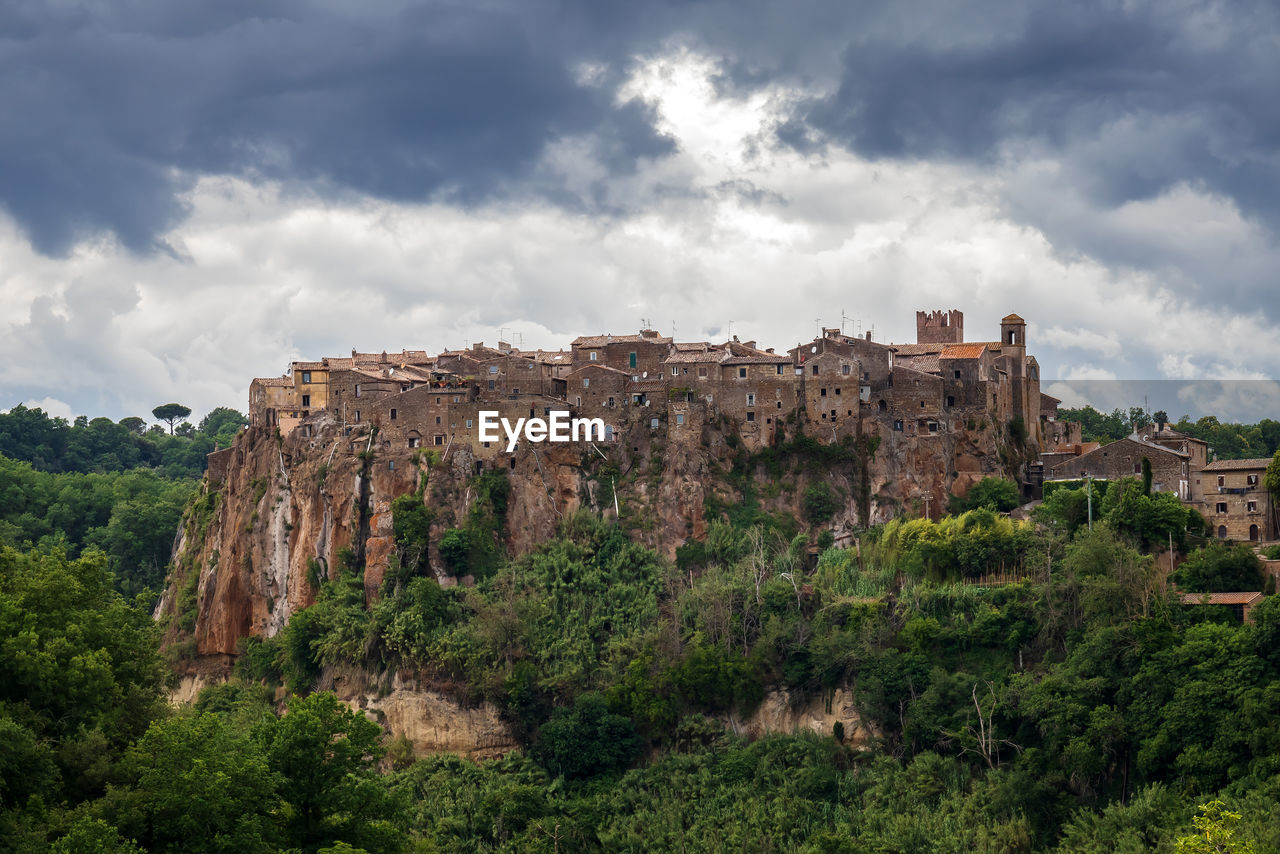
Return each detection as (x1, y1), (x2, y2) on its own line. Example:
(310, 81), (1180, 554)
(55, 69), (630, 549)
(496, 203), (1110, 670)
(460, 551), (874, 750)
(1196, 458), (1274, 542)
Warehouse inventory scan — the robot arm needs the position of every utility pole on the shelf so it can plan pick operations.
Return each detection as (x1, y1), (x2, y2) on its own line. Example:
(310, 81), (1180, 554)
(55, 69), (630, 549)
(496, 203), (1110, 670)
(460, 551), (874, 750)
(1086, 475), (1093, 532)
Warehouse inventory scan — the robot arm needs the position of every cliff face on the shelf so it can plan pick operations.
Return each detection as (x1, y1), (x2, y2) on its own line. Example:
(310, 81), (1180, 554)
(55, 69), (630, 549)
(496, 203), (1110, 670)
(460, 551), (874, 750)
(157, 409), (1022, 671)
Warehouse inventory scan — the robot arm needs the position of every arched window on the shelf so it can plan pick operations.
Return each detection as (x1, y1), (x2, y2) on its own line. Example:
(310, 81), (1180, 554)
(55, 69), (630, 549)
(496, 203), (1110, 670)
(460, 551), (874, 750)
(1218, 525), (1228, 539)
(878, 399), (887, 412)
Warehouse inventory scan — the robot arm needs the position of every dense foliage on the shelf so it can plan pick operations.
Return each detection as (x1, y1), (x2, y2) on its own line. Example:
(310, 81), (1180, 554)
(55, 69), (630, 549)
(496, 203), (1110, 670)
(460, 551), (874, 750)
(1059, 405), (1280, 460)
(5, 420), (1280, 850)
(0, 404), (245, 477)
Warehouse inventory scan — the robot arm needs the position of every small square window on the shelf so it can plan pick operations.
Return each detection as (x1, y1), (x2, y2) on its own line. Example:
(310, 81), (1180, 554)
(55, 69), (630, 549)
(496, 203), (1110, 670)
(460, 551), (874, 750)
(1247, 500), (1258, 512)
(699, 367), (708, 377)
(1217, 502), (1228, 514)
(408, 437), (419, 448)
(489, 365), (499, 373)
(746, 412), (755, 422)
(434, 435), (444, 446)
(835, 388), (841, 395)
(302, 371), (311, 383)
(739, 367), (747, 378)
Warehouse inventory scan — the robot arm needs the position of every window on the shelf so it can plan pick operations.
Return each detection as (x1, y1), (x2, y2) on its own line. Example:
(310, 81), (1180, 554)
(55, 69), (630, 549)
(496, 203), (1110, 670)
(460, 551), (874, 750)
(302, 371), (311, 383)
(408, 437), (419, 448)
(453, 396), (459, 403)
(435, 416), (441, 425)
(776, 365), (784, 375)
(747, 393), (755, 406)
(607, 397), (615, 407)
(605, 425), (614, 440)
(835, 388), (841, 396)
(842, 364), (851, 376)
(927, 421), (938, 434)
(302, 394), (310, 407)
(953, 370), (961, 379)
(466, 418), (473, 429)
(739, 367), (747, 378)
(811, 365), (818, 375)
(676, 413), (685, 426)
(920, 401), (925, 408)
(672, 366), (679, 376)
(589, 351), (598, 361)
(1248, 474), (1259, 486)
(746, 412), (755, 422)
(946, 395), (955, 407)
(512, 389), (519, 396)
(1218, 525), (1228, 539)
(435, 396), (441, 404)
(390, 408), (397, 421)
(354, 384), (361, 397)
(1218, 475), (1226, 487)
(650, 417), (659, 428)
(434, 435), (444, 446)
(1247, 500), (1258, 512)
(629, 352), (637, 369)
(389, 460), (395, 470)
(583, 378), (590, 388)
(354, 410), (361, 422)
(821, 387), (828, 397)
(699, 367), (708, 377)
(894, 420), (903, 431)
(1217, 502), (1228, 514)
(575, 396), (581, 406)
(776, 401), (782, 409)
(488, 380), (495, 390)
(1133, 462), (1141, 474)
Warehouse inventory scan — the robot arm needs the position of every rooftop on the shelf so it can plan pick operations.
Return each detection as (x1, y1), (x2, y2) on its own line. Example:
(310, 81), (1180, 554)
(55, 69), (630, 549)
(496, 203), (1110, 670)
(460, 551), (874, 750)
(1202, 458), (1274, 471)
(1179, 591), (1263, 606)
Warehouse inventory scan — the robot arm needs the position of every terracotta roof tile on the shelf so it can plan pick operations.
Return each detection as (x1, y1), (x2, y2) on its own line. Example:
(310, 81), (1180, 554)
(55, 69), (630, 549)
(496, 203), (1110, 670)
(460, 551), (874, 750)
(1202, 458), (1273, 471)
(939, 343), (988, 359)
(572, 333), (672, 347)
(1180, 592), (1263, 606)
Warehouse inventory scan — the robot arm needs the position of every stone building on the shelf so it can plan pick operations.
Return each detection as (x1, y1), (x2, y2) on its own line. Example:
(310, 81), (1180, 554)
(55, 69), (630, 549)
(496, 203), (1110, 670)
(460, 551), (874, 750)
(1047, 435), (1193, 500)
(246, 307), (1058, 504)
(1197, 458), (1274, 542)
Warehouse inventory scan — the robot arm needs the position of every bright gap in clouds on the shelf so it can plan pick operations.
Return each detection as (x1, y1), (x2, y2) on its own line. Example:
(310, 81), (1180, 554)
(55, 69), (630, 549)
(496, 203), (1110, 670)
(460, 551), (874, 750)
(0, 50), (1276, 422)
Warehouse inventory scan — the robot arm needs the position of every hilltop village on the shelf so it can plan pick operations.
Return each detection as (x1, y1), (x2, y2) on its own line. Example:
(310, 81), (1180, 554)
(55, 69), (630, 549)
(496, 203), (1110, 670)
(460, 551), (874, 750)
(248, 309), (1049, 480)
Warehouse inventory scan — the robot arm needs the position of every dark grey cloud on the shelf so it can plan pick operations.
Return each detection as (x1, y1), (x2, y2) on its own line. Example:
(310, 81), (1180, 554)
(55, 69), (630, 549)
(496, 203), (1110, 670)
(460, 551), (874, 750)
(0, 0), (677, 254)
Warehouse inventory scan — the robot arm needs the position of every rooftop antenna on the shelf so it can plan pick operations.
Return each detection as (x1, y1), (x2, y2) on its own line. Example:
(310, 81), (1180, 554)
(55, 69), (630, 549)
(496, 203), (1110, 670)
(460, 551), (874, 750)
(671, 320), (677, 339)
(726, 321), (734, 341)
(841, 309), (849, 336)
(815, 318), (822, 338)
(499, 326), (509, 343)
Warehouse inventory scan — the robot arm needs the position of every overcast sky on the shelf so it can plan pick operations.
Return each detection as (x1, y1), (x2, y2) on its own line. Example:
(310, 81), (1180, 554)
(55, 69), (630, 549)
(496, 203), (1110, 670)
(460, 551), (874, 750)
(2, 0), (1278, 425)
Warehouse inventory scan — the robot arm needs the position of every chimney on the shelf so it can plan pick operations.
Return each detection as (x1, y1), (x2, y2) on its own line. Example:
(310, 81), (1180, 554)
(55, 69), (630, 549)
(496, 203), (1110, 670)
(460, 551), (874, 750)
(865, 331), (872, 341)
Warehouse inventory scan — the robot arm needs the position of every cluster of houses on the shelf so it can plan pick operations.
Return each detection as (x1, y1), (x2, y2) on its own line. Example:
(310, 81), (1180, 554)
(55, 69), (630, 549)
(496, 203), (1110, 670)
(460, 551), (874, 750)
(1037, 421), (1275, 543)
(249, 309), (1050, 466)
(245, 307), (1273, 547)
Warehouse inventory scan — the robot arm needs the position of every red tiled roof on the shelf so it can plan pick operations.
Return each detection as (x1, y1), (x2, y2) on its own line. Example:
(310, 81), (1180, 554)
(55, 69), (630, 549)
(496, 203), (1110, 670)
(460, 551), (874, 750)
(897, 354), (941, 374)
(939, 343), (988, 360)
(1002, 313), (1025, 323)
(254, 376), (293, 387)
(891, 343), (945, 355)
(571, 333), (672, 347)
(1180, 592), (1263, 606)
(1202, 458), (1273, 471)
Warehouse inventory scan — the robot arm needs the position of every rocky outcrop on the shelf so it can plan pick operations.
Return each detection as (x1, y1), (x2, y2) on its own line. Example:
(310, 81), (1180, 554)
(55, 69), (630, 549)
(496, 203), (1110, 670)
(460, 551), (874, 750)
(157, 409), (1022, 672)
(731, 688), (878, 747)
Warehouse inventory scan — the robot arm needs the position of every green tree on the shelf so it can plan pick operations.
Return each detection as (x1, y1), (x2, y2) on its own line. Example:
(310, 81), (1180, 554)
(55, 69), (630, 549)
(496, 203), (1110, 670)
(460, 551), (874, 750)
(1175, 543), (1264, 593)
(533, 693), (642, 780)
(99, 712), (281, 853)
(151, 403), (192, 435)
(1175, 800), (1255, 853)
(261, 692), (404, 853)
(958, 477), (1021, 513)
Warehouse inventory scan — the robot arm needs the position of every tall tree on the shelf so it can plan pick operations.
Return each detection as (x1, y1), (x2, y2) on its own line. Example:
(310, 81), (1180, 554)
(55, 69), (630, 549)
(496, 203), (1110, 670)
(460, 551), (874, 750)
(151, 403), (191, 435)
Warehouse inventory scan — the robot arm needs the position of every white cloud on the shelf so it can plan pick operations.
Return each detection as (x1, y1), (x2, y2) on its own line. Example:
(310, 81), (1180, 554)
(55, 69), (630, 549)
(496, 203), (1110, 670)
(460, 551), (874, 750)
(1, 50), (1277, 423)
